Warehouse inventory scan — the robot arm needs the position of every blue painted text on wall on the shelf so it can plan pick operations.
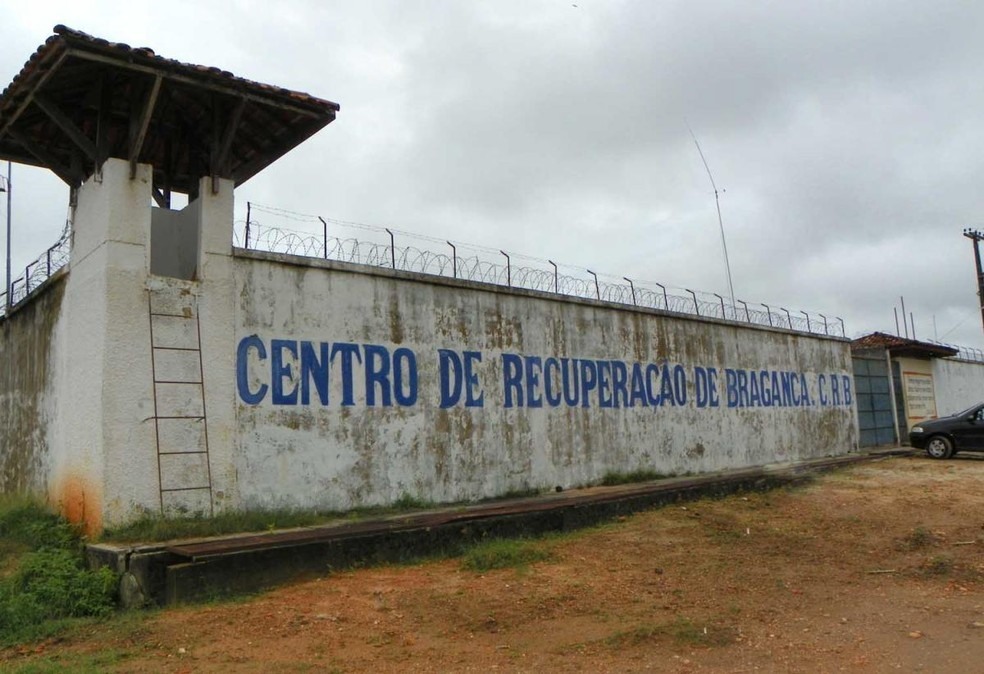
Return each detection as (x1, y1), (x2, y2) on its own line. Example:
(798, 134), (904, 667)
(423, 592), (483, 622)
(236, 337), (852, 410)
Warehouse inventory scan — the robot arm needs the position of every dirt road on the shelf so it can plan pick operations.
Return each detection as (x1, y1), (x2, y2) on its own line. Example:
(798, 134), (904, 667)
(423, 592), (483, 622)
(5, 453), (984, 672)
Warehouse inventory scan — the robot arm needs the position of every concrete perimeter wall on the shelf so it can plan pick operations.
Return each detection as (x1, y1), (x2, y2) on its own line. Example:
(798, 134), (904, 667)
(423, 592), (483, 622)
(0, 158), (858, 529)
(0, 274), (65, 495)
(233, 252), (857, 511)
(932, 358), (984, 416)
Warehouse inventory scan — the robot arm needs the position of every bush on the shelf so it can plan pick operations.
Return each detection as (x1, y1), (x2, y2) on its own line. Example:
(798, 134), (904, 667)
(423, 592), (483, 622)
(0, 500), (118, 646)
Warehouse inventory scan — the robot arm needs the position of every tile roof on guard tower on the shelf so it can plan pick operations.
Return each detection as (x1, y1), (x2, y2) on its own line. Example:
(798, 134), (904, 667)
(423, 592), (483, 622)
(0, 25), (339, 201)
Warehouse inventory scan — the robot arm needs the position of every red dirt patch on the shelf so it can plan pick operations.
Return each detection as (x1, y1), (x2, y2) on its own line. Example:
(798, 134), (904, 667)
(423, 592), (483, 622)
(5, 454), (984, 672)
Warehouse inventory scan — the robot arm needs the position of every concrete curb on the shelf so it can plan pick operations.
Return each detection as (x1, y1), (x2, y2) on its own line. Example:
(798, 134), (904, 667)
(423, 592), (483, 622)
(87, 447), (916, 606)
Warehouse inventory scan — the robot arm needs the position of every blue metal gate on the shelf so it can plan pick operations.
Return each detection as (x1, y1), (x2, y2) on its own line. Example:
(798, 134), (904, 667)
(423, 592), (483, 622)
(853, 351), (897, 447)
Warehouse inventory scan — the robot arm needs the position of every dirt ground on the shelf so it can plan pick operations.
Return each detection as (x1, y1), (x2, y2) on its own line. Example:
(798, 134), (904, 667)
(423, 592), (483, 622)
(5, 453), (984, 673)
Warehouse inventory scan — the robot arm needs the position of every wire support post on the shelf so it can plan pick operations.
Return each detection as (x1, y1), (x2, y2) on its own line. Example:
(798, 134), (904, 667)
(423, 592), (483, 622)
(447, 241), (457, 279)
(737, 299), (751, 323)
(500, 251), (511, 287)
(712, 293), (725, 319)
(318, 216), (328, 259)
(587, 269), (600, 300)
(624, 277), (637, 306)
(686, 289), (700, 316)
(385, 229), (395, 269)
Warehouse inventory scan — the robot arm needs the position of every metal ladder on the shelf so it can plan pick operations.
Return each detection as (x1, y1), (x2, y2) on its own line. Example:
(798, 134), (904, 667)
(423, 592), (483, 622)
(147, 287), (214, 516)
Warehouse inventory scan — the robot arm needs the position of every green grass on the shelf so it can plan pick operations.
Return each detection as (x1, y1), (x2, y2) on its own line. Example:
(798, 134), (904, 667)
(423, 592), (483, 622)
(102, 507), (347, 543)
(391, 493), (435, 510)
(0, 498), (119, 648)
(3, 649), (129, 673)
(922, 554), (954, 576)
(899, 526), (938, 551)
(460, 538), (552, 572)
(0, 498), (78, 550)
(102, 496), (450, 543)
(607, 617), (738, 648)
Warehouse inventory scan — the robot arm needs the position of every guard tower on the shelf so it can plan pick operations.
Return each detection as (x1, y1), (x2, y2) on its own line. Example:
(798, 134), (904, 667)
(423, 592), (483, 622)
(0, 26), (339, 531)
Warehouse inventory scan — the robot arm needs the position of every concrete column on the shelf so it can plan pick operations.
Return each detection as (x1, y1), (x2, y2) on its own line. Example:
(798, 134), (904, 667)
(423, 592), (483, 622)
(192, 176), (238, 513)
(48, 158), (157, 532)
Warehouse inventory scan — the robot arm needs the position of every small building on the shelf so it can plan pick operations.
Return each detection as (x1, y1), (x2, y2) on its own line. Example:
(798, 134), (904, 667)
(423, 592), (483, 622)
(849, 332), (982, 447)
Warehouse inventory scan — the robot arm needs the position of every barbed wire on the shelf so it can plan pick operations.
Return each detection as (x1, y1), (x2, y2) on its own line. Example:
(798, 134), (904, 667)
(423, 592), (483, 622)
(925, 340), (984, 364)
(3, 205), (984, 366)
(0, 228), (70, 318)
(234, 207), (847, 337)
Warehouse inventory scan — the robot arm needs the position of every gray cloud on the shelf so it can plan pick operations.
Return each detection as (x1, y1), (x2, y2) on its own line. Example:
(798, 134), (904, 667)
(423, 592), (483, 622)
(3, 1), (984, 345)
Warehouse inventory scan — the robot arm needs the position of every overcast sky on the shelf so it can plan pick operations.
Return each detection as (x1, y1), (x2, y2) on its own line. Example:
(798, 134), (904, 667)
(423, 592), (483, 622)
(2, 1), (983, 347)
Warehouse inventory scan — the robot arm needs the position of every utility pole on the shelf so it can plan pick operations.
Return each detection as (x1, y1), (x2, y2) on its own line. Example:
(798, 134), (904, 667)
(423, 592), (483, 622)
(2, 161), (10, 311)
(963, 228), (984, 335)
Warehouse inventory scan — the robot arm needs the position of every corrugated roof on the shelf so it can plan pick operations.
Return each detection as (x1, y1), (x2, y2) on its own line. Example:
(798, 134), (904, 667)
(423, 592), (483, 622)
(0, 25), (339, 197)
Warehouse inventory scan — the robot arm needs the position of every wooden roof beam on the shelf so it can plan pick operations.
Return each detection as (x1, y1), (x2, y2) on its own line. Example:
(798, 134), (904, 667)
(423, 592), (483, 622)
(151, 185), (168, 208)
(231, 118), (327, 186)
(32, 93), (98, 162)
(129, 74), (162, 179)
(7, 127), (78, 186)
(213, 96), (246, 176)
(0, 50), (70, 145)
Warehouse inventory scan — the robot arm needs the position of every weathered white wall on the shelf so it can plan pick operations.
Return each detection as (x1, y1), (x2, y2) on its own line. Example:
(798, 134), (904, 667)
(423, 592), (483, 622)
(2, 158), (859, 531)
(0, 274), (65, 496)
(932, 358), (984, 416)
(232, 253), (857, 512)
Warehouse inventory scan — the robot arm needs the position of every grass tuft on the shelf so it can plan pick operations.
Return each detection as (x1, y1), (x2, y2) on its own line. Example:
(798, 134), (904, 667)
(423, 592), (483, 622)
(391, 493), (434, 510)
(921, 554), (954, 577)
(607, 617), (738, 648)
(899, 526), (939, 551)
(461, 538), (552, 572)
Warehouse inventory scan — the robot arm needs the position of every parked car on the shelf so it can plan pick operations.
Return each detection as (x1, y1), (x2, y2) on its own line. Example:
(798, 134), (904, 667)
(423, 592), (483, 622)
(909, 403), (984, 459)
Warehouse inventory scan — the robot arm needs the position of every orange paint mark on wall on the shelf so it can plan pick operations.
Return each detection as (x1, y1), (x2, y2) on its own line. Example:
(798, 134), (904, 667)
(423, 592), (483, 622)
(51, 474), (102, 535)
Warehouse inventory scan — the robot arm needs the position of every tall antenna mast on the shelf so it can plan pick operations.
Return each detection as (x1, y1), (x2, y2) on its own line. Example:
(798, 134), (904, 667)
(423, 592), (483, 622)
(689, 127), (736, 319)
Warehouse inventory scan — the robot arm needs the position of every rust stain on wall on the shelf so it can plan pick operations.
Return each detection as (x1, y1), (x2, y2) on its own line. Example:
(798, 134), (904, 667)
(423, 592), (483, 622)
(52, 472), (102, 535)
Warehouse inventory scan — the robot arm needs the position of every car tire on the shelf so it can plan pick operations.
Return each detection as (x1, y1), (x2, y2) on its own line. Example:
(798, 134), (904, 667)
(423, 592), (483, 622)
(925, 435), (954, 460)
